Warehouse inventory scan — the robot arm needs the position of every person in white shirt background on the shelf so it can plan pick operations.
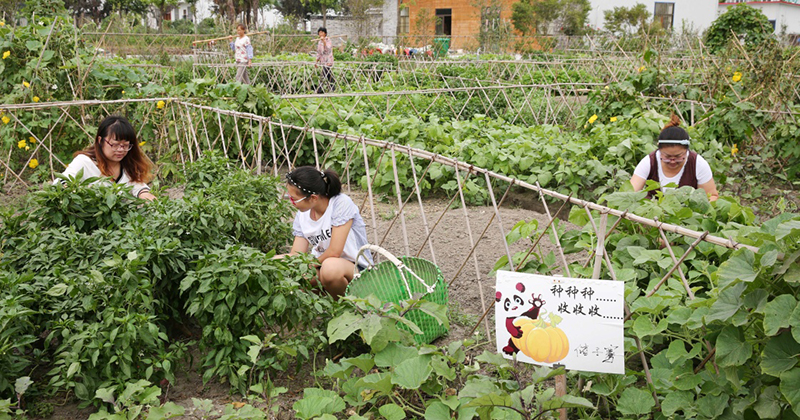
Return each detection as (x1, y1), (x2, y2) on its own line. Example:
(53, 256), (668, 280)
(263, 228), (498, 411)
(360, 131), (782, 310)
(57, 115), (156, 201)
(231, 23), (253, 84)
(282, 166), (372, 297)
(630, 114), (719, 202)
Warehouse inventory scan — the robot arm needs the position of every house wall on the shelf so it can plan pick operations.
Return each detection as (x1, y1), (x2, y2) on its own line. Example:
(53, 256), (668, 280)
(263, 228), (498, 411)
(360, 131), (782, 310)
(404, 0), (516, 50)
(719, 1), (800, 34)
(587, 0), (718, 33)
(309, 12), (384, 44)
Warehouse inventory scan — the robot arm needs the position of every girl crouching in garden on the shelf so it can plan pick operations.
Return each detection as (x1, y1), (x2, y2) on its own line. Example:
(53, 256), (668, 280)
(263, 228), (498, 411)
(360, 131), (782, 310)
(57, 115), (155, 201)
(283, 166), (372, 297)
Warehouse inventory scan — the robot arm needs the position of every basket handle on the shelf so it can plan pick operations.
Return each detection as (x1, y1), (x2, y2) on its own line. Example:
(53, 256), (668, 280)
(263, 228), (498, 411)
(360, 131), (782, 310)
(354, 244), (436, 296)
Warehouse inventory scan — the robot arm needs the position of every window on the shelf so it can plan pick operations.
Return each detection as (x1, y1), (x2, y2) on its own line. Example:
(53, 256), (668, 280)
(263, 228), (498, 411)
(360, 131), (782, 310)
(163, 11), (172, 22)
(399, 7), (409, 34)
(768, 19), (776, 30)
(182, 9), (188, 20)
(435, 8), (452, 36)
(654, 2), (674, 30)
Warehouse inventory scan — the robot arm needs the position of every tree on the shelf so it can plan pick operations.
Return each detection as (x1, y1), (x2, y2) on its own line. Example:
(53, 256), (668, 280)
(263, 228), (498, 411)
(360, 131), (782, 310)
(705, 3), (774, 53)
(273, 0), (308, 30)
(511, 0), (590, 36)
(342, 0), (383, 38)
(148, 0), (180, 32)
(303, 0), (341, 27)
(603, 3), (649, 36)
(560, 0), (590, 36)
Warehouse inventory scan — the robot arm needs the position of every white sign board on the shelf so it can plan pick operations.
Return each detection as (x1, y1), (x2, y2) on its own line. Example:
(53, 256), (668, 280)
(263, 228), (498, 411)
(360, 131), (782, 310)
(495, 271), (624, 374)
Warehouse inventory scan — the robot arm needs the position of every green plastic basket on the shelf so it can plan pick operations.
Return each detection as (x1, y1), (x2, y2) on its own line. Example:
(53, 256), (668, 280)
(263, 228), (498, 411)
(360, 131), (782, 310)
(346, 245), (449, 344)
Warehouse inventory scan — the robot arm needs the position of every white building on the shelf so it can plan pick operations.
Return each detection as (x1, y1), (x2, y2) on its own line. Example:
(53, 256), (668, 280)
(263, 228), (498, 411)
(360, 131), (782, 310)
(587, 0), (719, 33)
(719, 1), (800, 34)
(163, 0), (215, 23)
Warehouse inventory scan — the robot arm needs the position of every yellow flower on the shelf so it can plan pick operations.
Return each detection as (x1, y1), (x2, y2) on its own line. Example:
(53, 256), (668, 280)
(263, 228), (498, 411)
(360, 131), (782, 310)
(121, 90), (125, 94)
(25, 145), (29, 151)
(610, 116), (618, 122)
(157, 100), (165, 109)
(0, 21), (5, 26)
(17, 139), (26, 149)
(588, 114), (598, 124)
(22, 81), (29, 88)
(732, 71), (742, 83)
(604, 85), (609, 90)
(638, 66), (646, 73)
(583, 124), (587, 129)
(731, 144), (739, 156)
(28, 136), (35, 144)
(29, 159), (38, 169)
(32, 96), (39, 102)
(1, 116), (8, 124)
(139, 141), (146, 147)
(2, 51), (9, 60)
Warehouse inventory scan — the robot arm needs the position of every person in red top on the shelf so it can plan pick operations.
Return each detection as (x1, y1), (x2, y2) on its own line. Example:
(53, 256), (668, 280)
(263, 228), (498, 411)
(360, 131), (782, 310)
(630, 115), (719, 202)
(315, 27), (335, 93)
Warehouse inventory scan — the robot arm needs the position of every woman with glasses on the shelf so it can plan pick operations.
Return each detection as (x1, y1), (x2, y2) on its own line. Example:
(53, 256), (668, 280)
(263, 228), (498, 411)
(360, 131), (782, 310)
(630, 114), (719, 202)
(282, 166), (372, 297)
(57, 115), (156, 201)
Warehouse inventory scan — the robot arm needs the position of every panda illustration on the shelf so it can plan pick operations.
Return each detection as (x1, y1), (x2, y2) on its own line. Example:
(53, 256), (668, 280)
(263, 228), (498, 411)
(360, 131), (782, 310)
(496, 282), (545, 355)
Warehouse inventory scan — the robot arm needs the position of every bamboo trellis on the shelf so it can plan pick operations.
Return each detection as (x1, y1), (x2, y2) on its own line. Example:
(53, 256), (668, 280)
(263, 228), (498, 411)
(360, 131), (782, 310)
(0, 99), (768, 408)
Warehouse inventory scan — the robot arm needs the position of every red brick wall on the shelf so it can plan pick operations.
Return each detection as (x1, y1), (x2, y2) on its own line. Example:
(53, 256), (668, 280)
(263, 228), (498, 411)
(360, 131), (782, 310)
(404, 0), (516, 50)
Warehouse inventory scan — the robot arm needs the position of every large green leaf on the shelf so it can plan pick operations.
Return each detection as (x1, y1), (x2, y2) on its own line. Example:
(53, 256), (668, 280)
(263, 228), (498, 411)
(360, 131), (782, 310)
(375, 343), (419, 368)
(292, 388), (345, 420)
(706, 282), (746, 323)
(696, 394), (728, 418)
(327, 312), (363, 344)
(540, 395), (594, 410)
(424, 401), (451, 420)
(616, 388), (655, 416)
(661, 390), (694, 417)
(790, 302), (800, 344)
(754, 386), (782, 419)
(761, 333), (800, 377)
(781, 368), (800, 416)
(776, 220), (800, 241)
(391, 355), (433, 390)
(379, 403), (406, 420)
(764, 295), (797, 336)
(716, 326), (753, 367)
(716, 249), (757, 289)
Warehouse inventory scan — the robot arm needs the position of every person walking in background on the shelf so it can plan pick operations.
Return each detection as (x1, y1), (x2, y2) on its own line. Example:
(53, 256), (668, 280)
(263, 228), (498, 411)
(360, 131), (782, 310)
(231, 23), (253, 84)
(315, 27), (335, 93)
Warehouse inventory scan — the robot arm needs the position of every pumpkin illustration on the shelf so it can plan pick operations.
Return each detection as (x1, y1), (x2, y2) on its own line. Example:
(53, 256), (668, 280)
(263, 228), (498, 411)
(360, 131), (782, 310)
(511, 317), (569, 363)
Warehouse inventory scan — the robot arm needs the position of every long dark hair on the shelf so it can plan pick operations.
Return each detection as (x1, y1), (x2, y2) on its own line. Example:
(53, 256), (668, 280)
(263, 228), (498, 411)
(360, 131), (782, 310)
(286, 166), (341, 198)
(657, 114), (690, 150)
(76, 115), (154, 183)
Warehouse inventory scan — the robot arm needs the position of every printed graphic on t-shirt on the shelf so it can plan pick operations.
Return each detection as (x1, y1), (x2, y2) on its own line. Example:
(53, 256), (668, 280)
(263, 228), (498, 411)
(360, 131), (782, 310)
(308, 228), (332, 254)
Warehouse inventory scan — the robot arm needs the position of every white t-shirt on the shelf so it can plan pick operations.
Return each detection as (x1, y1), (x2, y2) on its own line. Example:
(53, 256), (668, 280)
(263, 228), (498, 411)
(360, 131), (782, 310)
(55, 154), (150, 197)
(633, 150), (713, 189)
(292, 194), (373, 266)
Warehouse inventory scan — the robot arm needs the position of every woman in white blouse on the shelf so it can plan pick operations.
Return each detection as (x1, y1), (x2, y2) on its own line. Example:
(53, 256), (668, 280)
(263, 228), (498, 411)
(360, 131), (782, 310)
(58, 115), (155, 201)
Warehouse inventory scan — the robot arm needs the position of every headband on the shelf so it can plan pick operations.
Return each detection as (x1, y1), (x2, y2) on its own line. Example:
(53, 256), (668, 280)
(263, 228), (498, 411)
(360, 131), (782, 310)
(658, 139), (691, 146)
(286, 170), (329, 195)
(286, 172), (316, 196)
